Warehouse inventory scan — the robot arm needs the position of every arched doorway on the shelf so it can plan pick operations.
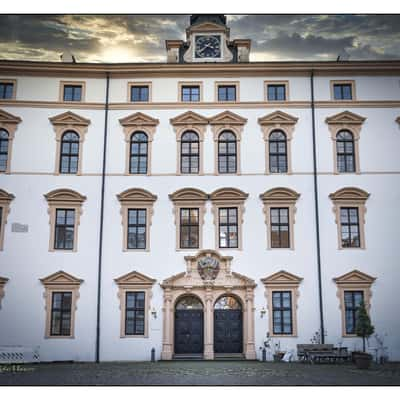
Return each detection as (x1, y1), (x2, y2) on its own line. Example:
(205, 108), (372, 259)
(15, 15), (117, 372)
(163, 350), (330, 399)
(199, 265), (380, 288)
(214, 295), (243, 354)
(174, 295), (204, 354)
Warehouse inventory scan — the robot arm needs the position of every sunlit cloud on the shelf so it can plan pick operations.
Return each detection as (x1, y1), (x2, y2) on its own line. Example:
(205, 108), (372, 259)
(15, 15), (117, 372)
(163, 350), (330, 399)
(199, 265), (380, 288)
(0, 14), (399, 63)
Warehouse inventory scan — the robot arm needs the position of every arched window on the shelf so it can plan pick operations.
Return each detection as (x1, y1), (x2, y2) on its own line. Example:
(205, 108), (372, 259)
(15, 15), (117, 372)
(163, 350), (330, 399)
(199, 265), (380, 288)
(0, 129), (9, 172)
(175, 295), (203, 310)
(60, 131), (79, 174)
(180, 131), (199, 174)
(269, 130), (287, 173)
(214, 296), (242, 310)
(336, 130), (355, 173)
(218, 131), (237, 173)
(130, 132), (148, 174)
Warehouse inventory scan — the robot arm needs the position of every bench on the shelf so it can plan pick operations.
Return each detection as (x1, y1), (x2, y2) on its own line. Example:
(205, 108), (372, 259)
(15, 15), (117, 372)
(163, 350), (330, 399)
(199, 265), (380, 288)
(297, 344), (350, 363)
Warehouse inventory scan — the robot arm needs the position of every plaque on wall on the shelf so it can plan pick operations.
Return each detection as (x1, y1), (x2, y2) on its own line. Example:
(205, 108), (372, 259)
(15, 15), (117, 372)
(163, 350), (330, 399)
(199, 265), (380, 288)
(11, 223), (29, 233)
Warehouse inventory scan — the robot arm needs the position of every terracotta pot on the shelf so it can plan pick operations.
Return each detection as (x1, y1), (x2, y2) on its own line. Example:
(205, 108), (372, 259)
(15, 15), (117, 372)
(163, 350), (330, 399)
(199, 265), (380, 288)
(354, 352), (372, 369)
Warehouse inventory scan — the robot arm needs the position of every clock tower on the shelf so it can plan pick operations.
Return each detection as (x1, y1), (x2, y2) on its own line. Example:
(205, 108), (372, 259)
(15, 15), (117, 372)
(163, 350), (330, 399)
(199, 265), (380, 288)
(166, 14), (251, 63)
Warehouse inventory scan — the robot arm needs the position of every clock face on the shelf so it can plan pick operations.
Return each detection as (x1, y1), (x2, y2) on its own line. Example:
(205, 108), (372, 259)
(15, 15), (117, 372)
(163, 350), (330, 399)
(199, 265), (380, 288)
(195, 35), (221, 58)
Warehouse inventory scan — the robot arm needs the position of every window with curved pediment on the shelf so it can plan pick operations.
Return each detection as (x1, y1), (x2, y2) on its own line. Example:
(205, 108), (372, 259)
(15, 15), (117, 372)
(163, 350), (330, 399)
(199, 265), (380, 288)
(117, 188), (157, 251)
(119, 112), (159, 175)
(0, 109), (22, 174)
(181, 131), (200, 174)
(210, 187), (248, 250)
(49, 111), (90, 176)
(44, 189), (87, 252)
(258, 111), (298, 175)
(0, 189), (14, 251)
(169, 188), (208, 250)
(40, 271), (83, 338)
(329, 187), (369, 249)
(210, 111), (247, 175)
(326, 111), (365, 174)
(260, 187), (300, 250)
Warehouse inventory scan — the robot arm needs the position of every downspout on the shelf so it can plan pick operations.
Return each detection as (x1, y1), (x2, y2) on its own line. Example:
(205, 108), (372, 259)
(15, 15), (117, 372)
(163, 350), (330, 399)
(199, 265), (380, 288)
(95, 71), (110, 362)
(310, 70), (325, 343)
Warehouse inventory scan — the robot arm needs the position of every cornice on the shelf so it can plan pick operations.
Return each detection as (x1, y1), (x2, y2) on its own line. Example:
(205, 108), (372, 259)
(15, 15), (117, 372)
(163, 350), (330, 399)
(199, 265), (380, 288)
(1, 60), (400, 77)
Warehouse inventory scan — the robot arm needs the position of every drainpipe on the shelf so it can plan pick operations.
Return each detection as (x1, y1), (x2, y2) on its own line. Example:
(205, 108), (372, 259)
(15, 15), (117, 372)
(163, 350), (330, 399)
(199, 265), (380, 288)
(310, 70), (325, 343)
(95, 71), (110, 362)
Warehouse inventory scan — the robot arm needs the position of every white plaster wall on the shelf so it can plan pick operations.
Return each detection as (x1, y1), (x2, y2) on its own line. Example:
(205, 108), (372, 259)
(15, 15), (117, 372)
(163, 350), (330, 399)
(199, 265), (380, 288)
(0, 72), (399, 362)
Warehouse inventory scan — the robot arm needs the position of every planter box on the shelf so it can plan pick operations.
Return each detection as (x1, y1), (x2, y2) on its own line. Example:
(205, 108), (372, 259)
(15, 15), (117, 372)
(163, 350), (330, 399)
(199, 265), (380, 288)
(353, 352), (372, 369)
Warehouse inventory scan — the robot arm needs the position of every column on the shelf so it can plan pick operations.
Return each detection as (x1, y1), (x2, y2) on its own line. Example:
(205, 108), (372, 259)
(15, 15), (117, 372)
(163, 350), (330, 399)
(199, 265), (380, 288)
(161, 289), (173, 360)
(203, 287), (214, 359)
(244, 289), (257, 359)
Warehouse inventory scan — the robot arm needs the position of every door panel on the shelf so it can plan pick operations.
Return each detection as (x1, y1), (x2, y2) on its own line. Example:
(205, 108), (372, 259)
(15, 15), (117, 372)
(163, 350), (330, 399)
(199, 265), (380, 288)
(174, 310), (204, 354)
(214, 310), (243, 353)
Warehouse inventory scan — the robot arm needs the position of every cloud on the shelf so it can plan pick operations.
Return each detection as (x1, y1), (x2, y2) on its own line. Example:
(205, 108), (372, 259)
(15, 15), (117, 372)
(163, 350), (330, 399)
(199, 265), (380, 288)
(0, 14), (399, 62)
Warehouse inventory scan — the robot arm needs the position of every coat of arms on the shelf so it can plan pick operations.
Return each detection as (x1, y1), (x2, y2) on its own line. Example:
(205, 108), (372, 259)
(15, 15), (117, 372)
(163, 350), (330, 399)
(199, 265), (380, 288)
(197, 256), (220, 280)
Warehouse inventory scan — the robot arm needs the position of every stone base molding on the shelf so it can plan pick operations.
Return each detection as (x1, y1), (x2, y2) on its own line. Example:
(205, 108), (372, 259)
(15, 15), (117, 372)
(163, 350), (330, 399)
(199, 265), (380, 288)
(160, 249), (257, 360)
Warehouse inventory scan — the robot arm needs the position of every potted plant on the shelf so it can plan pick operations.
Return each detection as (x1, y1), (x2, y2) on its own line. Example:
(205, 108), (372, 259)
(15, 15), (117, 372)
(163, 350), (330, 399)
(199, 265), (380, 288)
(353, 301), (375, 369)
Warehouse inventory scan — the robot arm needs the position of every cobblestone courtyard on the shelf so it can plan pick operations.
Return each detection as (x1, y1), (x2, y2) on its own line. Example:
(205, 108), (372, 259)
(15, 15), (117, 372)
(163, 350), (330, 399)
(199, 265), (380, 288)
(1, 361), (400, 385)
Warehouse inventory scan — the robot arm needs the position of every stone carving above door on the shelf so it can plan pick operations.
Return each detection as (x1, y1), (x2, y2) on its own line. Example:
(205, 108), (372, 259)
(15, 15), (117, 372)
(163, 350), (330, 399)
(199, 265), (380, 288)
(160, 249), (257, 361)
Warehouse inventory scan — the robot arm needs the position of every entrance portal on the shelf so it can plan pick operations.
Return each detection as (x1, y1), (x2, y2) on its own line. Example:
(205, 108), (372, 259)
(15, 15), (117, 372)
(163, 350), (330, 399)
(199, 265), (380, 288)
(214, 296), (243, 354)
(174, 295), (204, 354)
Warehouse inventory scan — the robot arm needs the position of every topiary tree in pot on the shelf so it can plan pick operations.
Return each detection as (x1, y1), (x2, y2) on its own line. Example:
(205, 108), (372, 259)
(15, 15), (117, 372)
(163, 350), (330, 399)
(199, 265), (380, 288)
(354, 301), (375, 369)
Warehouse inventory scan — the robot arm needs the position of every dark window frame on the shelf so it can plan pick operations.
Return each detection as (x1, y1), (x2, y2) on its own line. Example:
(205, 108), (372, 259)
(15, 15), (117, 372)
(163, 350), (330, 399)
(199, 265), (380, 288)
(63, 85), (82, 102)
(340, 207), (360, 248)
(333, 83), (353, 100)
(218, 207), (238, 249)
(272, 291), (293, 335)
(0, 129), (9, 172)
(344, 290), (364, 334)
(217, 85), (237, 101)
(267, 84), (286, 101)
(50, 291), (72, 336)
(336, 130), (355, 173)
(127, 208), (147, 250)
(0, 82), (14, 99)
(218, 131), (237, 174)
(125, 291), (145, 336)
(269, 130), (288, 173)
(59, 131), (80, 174)
(54, 208), (75, 250)
(270, 207), (290, 248)
(130, 85), (149, 102)
(180, 131), (199, 174)
(181, 85), (200, 102)
(179, 208), (199, 249)
(129, 132), (148, 174)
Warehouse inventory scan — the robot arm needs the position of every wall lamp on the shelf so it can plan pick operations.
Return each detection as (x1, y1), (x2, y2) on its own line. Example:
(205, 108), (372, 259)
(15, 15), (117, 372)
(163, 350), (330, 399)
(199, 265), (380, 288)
(151, 307), (157, 319)
(260, 307), (266, 318)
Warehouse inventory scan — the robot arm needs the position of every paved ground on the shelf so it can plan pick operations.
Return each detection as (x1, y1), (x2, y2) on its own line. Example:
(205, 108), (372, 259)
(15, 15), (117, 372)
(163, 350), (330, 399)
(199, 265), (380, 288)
(1, 361), (400, 385)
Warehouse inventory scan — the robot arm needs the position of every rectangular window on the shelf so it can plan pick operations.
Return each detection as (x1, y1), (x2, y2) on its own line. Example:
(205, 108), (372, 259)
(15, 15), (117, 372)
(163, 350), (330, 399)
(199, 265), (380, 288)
(63, 85), (82, 102)
(272, 291), (293, 335)
(219, 207), (238, 248)
(0, 82), (14, 99)
(344, 290), (364, 334)
(340, 207), (360, 248)
(270, 208), (290, 248)
(125, 291), (145, 335)
(180, 208), (199, 249)
(181, 85), (200, 102)
(50, 291), (72, 336)
(130, 86), (149, 102)
(267, 84), (286, 101)
(333, 83), (353, 100)
(218, 85), (236, 101)
(54, 209), (75, 250)
(127, 209), (146, 249)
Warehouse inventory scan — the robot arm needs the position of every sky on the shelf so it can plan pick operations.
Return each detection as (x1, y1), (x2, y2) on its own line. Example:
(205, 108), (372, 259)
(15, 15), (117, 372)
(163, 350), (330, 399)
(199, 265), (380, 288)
(0, 14), (399, 63)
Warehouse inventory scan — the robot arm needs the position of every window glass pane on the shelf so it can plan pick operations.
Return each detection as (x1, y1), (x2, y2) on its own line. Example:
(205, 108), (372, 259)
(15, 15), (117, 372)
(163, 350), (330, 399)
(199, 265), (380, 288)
(334, 85), (342, 99)
(277, 85), (285, 100)
(343, 85), (352, 99)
